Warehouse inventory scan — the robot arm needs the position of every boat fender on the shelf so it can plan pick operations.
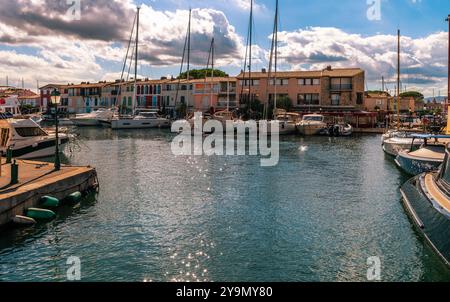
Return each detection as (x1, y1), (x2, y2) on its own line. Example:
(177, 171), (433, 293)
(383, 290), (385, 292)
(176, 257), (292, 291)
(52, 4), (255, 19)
(41, 196), (60, 208)
(65, 191), (82, 203)
(12, 215), (37, 226)
(26, 208), (56, 220)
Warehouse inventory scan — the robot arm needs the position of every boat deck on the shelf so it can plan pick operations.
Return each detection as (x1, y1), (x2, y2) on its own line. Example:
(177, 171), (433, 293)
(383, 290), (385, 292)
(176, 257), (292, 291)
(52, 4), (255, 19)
(424, 174), (450, 214)
(408, 146), (446, 161)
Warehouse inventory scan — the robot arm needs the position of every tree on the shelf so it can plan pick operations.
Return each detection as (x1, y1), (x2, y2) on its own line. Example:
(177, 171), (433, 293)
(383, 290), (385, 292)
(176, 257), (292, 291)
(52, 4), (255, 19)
(276, 96), (293, 111)
(400, 91), (424, 100)
(178, 69), (229, 80)
(176, 102), (187, 118)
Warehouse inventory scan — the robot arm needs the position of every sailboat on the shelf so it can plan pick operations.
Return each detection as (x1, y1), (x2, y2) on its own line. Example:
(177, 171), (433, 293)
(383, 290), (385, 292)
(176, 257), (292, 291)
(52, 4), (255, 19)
(111, 7), (170, 130)
(382, 30), (421, 155)
(265, 0), (298, 135)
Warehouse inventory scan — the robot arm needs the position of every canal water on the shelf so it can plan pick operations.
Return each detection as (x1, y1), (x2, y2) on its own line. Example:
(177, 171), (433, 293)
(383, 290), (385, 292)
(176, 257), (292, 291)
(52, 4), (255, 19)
(0, 128), (449, 282)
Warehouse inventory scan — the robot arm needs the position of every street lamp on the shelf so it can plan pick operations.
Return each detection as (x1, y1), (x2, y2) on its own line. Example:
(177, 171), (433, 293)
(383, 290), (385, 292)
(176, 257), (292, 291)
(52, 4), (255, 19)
(50, 89), (61, 171)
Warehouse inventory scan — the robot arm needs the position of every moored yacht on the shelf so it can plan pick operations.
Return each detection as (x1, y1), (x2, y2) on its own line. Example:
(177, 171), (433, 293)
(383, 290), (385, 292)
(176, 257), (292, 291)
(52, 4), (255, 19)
(0, 118), (69, 159)
(395, 135), (450, 175)
(296, 114), (327, 136)
(111, 111), (170, 130)
(400, 145), (450, 266)
(70, 108), (114, 127)
(269, 110), (300, 135)
(382, 136), (423, 157)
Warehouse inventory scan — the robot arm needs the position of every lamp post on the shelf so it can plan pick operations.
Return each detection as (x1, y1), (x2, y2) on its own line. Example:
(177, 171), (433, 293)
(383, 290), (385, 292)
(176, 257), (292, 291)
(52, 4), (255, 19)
(50, 89), (61, 171)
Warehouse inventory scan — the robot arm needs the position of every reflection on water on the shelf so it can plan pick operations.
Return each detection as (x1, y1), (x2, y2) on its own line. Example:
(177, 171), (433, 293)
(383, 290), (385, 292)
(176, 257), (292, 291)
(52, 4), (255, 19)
(0, 128), (449, 282)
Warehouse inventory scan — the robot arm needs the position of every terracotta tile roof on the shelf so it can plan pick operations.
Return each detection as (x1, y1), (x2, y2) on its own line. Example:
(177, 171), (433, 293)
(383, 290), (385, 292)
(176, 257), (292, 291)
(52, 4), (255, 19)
(165, 77), (236, 84)
(236, 68), (364, 79)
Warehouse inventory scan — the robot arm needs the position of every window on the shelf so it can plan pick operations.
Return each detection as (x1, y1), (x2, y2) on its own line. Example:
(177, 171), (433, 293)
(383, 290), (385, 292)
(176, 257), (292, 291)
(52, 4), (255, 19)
(357, 93), (363, 105)
(15, 127), (47, 137)
(297, 94), (320, 105)
(331, 94), (340, 105)
(299, 78), (318, 85)
(269, 79), (289, 86)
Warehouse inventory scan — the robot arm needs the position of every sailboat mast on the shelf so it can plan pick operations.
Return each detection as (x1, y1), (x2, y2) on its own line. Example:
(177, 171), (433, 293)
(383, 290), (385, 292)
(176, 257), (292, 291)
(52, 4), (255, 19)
(186, 9), (191, 116)
(397, 29), (401, 130)
(247, 0), (253, 107)
(133, 7), (140, 116)
(273, 0), (279, 117)
(211, 38), (215, 109)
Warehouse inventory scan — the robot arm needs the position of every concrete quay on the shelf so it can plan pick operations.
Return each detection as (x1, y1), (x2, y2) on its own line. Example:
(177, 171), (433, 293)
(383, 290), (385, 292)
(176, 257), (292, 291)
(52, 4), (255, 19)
(0, 159), (98, 227)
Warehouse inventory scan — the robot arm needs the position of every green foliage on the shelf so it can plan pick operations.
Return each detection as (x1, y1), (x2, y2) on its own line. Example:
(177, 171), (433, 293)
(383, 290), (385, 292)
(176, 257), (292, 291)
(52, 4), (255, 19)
(176, 102), (187, 118)
(178, 69), (229, 80)
(367, 90), (391, 97)
(275, 96), (293, 111)
(400, 91), (424, 100)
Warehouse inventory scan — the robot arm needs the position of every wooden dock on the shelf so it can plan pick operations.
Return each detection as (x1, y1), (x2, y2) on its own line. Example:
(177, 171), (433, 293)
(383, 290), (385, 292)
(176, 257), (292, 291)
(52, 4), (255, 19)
(0, 159), (98, 227)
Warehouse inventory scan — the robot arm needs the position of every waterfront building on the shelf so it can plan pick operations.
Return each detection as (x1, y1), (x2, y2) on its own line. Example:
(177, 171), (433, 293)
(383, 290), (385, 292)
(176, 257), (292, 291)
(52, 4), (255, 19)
(161, 79), (195, 114)
(236, 66), (365, 112)
(65, 81), (111, 114)
(136, 78), (169, 108)
(39, 84), (65, 111)
(192, 77), (237, 112)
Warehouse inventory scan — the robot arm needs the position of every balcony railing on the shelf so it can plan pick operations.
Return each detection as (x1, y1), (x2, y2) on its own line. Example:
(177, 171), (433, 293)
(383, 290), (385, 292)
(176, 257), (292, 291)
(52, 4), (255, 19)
(330, 84), (353, 91)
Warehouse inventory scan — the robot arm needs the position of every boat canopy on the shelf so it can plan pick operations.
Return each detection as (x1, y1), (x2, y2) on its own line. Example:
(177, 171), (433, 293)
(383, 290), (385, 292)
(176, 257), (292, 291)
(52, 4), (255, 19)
(411, 134), (450, 140)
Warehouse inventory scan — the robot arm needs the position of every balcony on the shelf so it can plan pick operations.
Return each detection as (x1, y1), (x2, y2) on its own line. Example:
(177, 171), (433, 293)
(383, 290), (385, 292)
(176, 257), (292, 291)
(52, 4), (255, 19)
(330, 84), (353, 91)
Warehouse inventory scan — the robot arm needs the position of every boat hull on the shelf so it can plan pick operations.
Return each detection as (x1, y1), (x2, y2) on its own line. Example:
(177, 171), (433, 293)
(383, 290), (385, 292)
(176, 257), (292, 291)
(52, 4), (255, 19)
(395, 152), (442, 176)
(10, 137), (69, 160)
(111, 118), (171, 129)
(71, 118), (101, 127)
(400, 176), (450, 266)
(297, 124), (326, 136)
(382, 139), (421, 157)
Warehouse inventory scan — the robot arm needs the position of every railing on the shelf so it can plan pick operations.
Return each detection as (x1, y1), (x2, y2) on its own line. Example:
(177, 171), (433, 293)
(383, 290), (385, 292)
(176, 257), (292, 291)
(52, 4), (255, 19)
(330, 84), (353, 91)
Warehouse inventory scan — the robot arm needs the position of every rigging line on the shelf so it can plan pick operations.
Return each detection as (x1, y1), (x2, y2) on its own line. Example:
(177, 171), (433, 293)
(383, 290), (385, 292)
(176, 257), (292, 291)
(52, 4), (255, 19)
(203, 39), (213, 110)
(126, 43), (135, 83)
(239, 10), (252, 105)
(117, 12), (137, 106)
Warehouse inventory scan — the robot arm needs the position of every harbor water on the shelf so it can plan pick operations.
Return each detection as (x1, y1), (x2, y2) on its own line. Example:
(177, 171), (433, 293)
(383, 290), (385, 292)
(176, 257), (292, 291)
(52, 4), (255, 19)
(0, 128), (450, 282)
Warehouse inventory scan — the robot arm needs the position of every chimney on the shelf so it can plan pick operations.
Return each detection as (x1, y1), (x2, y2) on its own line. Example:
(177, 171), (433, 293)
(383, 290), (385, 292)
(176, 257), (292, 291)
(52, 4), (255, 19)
(326, 66), (332, 71)
(261, 68), (267, 73)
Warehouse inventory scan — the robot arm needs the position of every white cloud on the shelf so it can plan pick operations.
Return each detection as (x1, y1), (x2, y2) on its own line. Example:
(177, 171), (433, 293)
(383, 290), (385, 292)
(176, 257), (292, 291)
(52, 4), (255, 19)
(0, 0), (246, 89)
(275, 27), (448, 97)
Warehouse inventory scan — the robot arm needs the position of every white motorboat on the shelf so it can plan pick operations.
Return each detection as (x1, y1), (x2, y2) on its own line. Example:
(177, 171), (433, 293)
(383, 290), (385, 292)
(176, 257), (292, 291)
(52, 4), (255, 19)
(70, 108), (114, 127)
(213, 110), (235, 127)
(111, 111), (170, 130)
(297, 114), (328, 136)
(268, 111), (300, 135)
(328, 123), (353, 137)
(382, 137), (422, 157)
(0, 118), (69, 159)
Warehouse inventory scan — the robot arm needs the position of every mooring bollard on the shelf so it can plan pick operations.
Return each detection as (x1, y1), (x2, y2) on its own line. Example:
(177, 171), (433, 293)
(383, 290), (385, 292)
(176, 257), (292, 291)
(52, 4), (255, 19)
(6, 147), (12, 164)
(10, 160), (18, 185)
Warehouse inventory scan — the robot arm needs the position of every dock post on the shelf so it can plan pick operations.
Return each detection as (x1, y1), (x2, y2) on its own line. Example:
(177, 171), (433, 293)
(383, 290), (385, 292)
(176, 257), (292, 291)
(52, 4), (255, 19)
(6, 147), (12, 164)
(10, 160), (18, 185)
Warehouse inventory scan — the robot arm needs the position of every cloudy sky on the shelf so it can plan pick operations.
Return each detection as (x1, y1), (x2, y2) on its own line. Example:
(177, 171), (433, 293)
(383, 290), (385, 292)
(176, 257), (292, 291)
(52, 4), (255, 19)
(0, 0), (448, 97)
